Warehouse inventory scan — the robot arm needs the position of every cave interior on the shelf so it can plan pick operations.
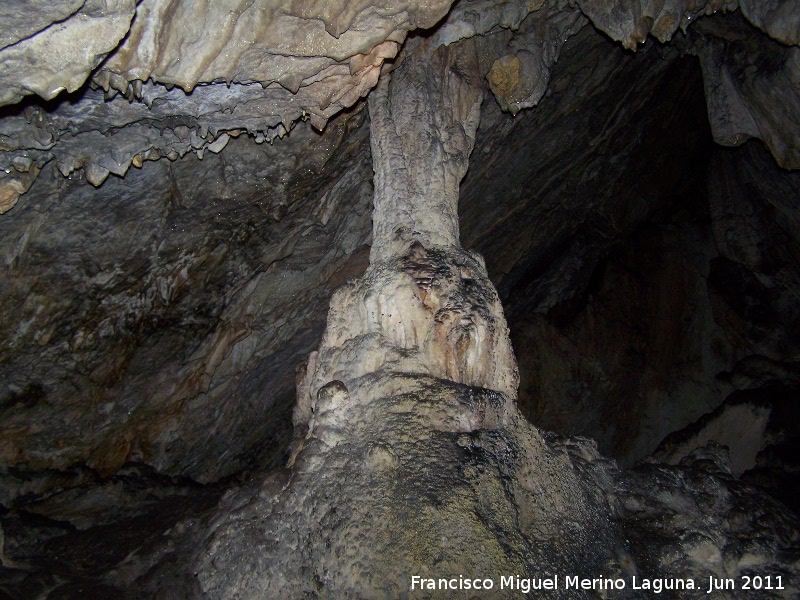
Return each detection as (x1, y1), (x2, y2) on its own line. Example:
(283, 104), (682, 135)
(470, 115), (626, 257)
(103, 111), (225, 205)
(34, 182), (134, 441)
(0, 0), (799, 597)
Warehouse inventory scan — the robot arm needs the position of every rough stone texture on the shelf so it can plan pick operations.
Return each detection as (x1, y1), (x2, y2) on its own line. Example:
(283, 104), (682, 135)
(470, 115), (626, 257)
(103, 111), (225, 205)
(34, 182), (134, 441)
(576, 4), (800, 169)
(706, 141), (800, 368)
(739, 385), (800, 514)
(459, 28), (724, 464)
(739, 0), (800, 45)
(0, 81), (360, 205)
(576, 0), (738, 49)
(95, 0), (450, 95)
(508, 217), (735, 464)
(193, 380), (617, 599)
(455, 24), (800, 471)
(0, 0), (136, 106)
(1, 108), (373, 487)
(605, 441), (800, 600)
(367, 38), (483, 261)
(0, 464), (224, 599)
(577, 0), (799, 49)
(653, 395), (772, 475)
(291, 36), (518, 448)
(0, 2), (799, 598)
(184, 36), (604, 598)
(293, 244), (520, 435)
(2, 0), (799, 214)
(181, 27), (798, 600)
(0, 0), (449, 214)
(1, 0), (454, 110)
(485, 1), (587, 115)
(427, 0), (589, 116)
(692, 13), (800, 169)
(2, 4), (794, 506)
(1, 0), (85, 51)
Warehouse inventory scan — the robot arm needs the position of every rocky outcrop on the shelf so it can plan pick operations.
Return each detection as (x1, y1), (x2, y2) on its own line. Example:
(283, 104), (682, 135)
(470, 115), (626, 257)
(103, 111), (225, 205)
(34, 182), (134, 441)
(653, 393), (772, 475)
(1, 0), (797, 509)
(454, 22), (800, 470)
(194, 380), (615, 598)
(0, 0), (431, 215)
(692, 13), (800, 169)
(0, 0), (447, 214)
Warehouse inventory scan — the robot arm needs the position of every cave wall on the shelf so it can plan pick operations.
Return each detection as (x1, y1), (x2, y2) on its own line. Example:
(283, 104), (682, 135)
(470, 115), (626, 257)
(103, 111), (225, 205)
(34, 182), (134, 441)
(0, 2), (799, 597)
(460, 26), (725, 464)
(1, 108), (373, 495)
(458, 26), (800, 475)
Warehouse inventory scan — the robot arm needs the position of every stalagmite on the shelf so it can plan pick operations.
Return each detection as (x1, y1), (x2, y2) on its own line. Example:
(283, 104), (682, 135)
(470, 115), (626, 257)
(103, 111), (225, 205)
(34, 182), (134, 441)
(183, 32), (800, 600)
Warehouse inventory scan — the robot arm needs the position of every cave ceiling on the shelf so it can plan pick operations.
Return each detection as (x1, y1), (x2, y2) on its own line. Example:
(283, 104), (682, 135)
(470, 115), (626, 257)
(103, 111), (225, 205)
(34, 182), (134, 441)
(1, 0), (800, 596)
(1, 0), (799, 216)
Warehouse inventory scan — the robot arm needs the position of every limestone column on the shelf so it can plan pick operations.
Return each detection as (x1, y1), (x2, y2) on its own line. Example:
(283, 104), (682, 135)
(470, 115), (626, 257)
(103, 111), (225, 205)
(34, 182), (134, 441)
(292, 37), (519, 439)
(197, 36), (609, 600)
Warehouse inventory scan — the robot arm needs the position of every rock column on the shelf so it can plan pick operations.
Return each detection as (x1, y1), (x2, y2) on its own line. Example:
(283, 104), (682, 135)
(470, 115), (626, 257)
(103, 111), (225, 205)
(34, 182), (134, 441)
(292, 38), (520, 435)
(196, 38), (614, 600)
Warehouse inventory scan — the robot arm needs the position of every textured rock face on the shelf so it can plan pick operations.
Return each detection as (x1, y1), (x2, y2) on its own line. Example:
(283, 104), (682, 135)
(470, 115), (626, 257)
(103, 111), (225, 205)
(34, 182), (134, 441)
(692, 13), (800, 169)
(195, 379), (615, 599)
(189, 39), (609, 599)
(293, 244), (519, 431)
(290, 36), (518, 469)
(456, 24), (800, 474)
(460, 28), (721, 465)
(1, 109), (373, 486)
(1, 1), (800, 598)
(2, 0), (799, 216)
(186, 25), (799, 600)
(0, 0), (453, 109)
(0, 0), (448, 215)
(0, 0), (137, 106)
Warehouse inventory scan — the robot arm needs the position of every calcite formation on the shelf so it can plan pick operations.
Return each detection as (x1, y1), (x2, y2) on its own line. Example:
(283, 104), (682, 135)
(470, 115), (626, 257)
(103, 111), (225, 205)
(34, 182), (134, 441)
(183, 29), (799, 600)
(0, 1), (799, 598)
(0, 0), (448, 214)
(191, 38), (617, 598)
(1, 0), (799, 216)
(0, 0), (137, 107)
